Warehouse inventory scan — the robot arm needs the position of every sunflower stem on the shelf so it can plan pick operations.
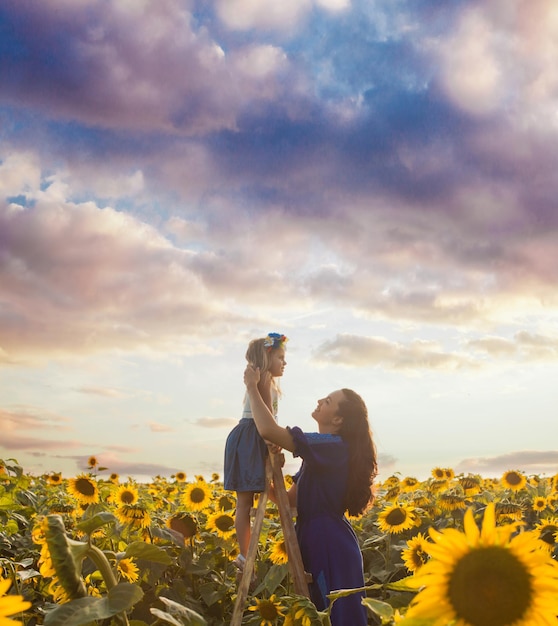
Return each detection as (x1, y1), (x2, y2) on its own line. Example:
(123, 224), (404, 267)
(86, 543), (118, 590)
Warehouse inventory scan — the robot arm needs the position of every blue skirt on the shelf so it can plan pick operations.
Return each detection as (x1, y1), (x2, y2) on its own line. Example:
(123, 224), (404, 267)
(224, 418), (268, 492)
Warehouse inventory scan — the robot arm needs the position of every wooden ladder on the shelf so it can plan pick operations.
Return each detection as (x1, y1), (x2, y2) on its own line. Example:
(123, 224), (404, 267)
(230, 452), (310, 625)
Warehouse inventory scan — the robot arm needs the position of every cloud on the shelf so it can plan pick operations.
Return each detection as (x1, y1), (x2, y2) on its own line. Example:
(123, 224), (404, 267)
(194, 417), (238, 428)
(0, 407), (72, 431)
(0, 1), (294, 135)
(312, 334), (476, 370)
(0, 433), (83, 451)
(148, 421), (174, 433)
(456, 450), (558, 476)
(76, 387), (128, 398)
(468, 332), (558, 361)
(215, 0), (312, 32)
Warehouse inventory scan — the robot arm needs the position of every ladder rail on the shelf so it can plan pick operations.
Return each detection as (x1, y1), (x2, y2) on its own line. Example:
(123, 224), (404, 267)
(230, 452), (310, 626)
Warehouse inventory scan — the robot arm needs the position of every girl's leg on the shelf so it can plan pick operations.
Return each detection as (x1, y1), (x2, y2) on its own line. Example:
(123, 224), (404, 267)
(235, 491), (254, 557)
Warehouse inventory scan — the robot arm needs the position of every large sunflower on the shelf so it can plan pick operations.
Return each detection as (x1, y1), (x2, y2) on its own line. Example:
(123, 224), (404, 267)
(406, 503), (558, 626)
(377, 503), (418, 534)
(67, 474), (99, 505)
(182, 480), (213, 512)
(205, 511), (235, 540)
(0, 577), (31, 625)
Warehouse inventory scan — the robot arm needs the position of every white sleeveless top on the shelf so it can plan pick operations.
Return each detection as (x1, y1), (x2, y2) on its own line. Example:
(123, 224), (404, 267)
(242, 387), (279, 421)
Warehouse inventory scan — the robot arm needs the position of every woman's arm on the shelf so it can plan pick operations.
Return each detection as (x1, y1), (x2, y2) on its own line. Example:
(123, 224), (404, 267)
(244, 365), (295, 452)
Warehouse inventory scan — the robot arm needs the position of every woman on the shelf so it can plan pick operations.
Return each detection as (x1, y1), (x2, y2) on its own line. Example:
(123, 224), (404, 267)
(244, 365), (378, 626)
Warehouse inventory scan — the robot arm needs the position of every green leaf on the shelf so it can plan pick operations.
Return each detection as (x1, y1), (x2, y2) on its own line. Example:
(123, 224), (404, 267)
(150, 609), (184, 626)
(362, 598), (394, 622)
(44, 583), (143, 626)
(261, 563), (288, 595)
(385, 576), (420, 593)
(124, 541), (173, 564)
(151, 597), (207, 625)
(76, 512), (117, 535)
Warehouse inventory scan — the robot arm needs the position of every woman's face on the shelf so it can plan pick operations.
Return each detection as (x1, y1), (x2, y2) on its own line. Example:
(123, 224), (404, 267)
(268, 347), (287, 377)
(311, 390), (345, 430)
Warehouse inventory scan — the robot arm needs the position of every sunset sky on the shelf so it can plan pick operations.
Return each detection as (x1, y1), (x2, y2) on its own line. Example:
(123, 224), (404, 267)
(1, 0), (558, 484)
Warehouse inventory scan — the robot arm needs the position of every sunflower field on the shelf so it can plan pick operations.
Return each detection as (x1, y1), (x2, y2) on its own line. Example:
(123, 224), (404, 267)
(1, 457), (558, 626)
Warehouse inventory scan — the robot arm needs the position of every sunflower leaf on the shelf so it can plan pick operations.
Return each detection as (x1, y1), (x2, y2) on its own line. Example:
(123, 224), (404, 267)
(124, 541), (173, 564)
(43, 583), (143, 626)
(75, 512), (117, 534)
(361, 597), (394, 621)
(151, 597), (208, 625)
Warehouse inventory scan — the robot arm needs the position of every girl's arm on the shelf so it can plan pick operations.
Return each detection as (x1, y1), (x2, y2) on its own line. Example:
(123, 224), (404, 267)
(244, 365), (295, 452)
(257, 371), (273, 413)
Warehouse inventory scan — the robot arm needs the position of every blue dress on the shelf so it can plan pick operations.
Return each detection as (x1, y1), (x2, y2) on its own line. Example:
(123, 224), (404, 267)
(224, 390), (278, 492)
(288, 426), (368, 626)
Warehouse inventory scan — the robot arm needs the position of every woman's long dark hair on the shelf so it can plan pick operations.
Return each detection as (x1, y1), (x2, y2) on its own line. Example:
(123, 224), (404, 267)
(337, 389), (378, 516)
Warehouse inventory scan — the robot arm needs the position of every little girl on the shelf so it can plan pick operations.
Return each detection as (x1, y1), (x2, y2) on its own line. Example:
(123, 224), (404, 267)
(224, 332), (288, 572)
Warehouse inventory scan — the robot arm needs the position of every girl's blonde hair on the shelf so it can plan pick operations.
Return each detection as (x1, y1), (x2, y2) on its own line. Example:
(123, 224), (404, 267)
(245, 334), (288, 394)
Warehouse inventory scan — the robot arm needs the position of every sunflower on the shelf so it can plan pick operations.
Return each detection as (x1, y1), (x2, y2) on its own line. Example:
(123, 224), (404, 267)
(406, 503), (558, 626)
(269, 536), (289, 565)
(115, 503), (151, 528)
(87, 456), (98, 468)
(182, 480), (213, 512)
(166, 512), (198, 539)
(384, 485), (401, 501)
(495, 502), (524, 523)
(283, 597), (321, 626)
(444, 468), (455, 480)
(431, 467), (446, 480)
(458, 475), (482, 495)
(401, 533), (430, 573)
(47, 473), (63, 486)
(174, 471), (187, 483)
(109, 473), (120, 484)
(428, 479), (449, 494)
(211, 472), (220, 482)
(0, 577), (32, 625)
(501, 470), (527, 491)
(400, 477), (419, 492)
(206, 511), (235, 540)
(377, 503), (418, 534)
(532, 496), (548, 513)
(383, 475), (400, 488)
(116, 558), (139, 583)
(438, 492), (467, 512)
(248, 594), (286, 625)
(67, 474), (99, 505)
(113, 484), (139, 506)
(217, 494), (235, 511)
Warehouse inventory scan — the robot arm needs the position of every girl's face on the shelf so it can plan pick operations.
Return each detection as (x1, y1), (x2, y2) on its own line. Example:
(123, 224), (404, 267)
(268, 347), (287, 377)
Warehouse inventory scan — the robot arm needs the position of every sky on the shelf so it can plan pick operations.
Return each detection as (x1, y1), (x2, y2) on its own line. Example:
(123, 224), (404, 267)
(1, 0), (558, 485)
